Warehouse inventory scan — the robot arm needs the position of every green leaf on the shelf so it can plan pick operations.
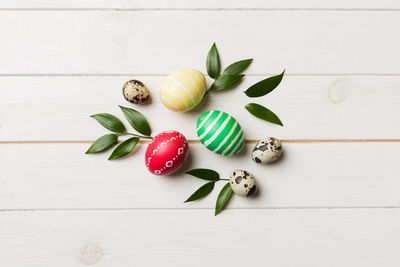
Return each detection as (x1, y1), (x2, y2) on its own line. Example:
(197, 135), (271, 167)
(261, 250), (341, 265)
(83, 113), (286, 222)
(210, 74), (244, 91)
(108, 137), (140, 160)
(206, 43), (221, 79)
(184, 182), (215, 203)
(85, 134), (118, 154)
(245, 103), (283, 126)
(215, 182), (233, 216)
(223, 59), (253, 75)
(244, 69), (285, 97)
(186, 168), (220, 181)
(119, 105), (151, 136)
(90, 113), (126, 133)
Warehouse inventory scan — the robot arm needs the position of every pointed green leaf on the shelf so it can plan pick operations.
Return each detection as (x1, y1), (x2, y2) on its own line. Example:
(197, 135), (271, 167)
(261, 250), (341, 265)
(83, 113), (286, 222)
(90, 113), (126, 133)
(206, 43), (220, 79)
(215, 182), (233, 216)
(210, 74), (244, 91)
(245, 103), (283, 126)
(108, 137), (140, 160)
(186, 168), (220, 181)
(244, 70), (285, 97)
(223, 58), (253, 75)
(85, 134), (118, 154)
(119, 105), (151, 136)
(184, 182), (215, 203)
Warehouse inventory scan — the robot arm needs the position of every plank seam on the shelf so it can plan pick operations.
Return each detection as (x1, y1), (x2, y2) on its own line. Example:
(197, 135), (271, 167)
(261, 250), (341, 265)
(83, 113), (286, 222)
(1, 73), (400, 77)
(0, 140), (399, 145)
(0, 206), (400, 212)
(0, 8), (400, 12)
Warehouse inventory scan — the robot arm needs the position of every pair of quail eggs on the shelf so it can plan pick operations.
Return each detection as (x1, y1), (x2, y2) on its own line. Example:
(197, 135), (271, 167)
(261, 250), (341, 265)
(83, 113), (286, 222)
(230, 138), (283, 197)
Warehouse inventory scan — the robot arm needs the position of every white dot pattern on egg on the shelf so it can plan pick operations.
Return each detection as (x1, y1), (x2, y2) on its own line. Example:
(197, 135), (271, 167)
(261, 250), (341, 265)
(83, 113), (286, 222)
(145, 131), (189, 176)
(160, 69), (206, 112)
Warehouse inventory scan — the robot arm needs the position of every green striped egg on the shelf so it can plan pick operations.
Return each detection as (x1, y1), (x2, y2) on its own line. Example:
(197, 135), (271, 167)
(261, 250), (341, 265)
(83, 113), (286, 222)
(196, 110), (245, 156)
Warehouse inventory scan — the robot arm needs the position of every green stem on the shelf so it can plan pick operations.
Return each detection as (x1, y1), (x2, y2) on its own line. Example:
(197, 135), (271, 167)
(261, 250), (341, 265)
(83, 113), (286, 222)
(126, 133), (153, 139)
(204, 80), (217, 96)
(220, 178), (229, 181)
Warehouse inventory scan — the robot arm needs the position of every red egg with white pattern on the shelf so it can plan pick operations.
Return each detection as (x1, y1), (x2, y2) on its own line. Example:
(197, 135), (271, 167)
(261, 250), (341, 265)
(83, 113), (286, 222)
(145, 130), (189, 175)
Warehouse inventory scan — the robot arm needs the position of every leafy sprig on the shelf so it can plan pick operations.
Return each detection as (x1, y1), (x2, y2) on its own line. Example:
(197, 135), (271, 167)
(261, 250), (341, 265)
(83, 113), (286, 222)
(206, 43), (221, 79)
(86, 134), (118, 154)
(244, 70), (285, 97)
(108, 137), (140, 160)
(210, 74), (245, 91)
(206, 43), (252, 92)
(119, 105), (151, 136)
(185, 168), (232, 216)
(86, 105), (152, 160)
(243, 70), (285, 126)
(215, 183), (232, 216)
(186, 168), (220, 181)
(206, 43), (285, 126)
(223, 59), (253, 75)
(184, 182), (215, 203)
(90, 113), (126, 134)
(245, 103), (283, 126)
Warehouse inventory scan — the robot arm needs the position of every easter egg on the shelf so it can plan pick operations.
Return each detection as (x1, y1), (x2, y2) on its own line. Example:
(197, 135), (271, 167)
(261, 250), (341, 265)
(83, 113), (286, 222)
(160, 69), (206, 112)
(145, 130), (189, 175)
(196, 110), (244, 156)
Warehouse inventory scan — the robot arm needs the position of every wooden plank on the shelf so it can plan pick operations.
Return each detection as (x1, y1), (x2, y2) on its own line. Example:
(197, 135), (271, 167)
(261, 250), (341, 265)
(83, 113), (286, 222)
(1, 0), (400, 9)
(0, 142), (399, 209)
(1, 76), (399, 141)
(0, 209), (399, 266)
(0, 11), (399, 75)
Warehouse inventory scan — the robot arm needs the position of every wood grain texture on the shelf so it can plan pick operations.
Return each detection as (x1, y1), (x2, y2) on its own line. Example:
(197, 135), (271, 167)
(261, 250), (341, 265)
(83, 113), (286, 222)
(1, 143), (399, 209)
(0, 2), (399, 266)
(0, 209), (399, 266)
(1, 0), (400, 9)
(1, 76), (399, 141)
(0, 11), (399, 75)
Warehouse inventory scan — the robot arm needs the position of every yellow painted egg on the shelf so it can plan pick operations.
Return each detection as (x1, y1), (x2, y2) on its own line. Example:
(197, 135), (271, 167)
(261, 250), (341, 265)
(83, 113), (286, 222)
(160, 69), (206, 112)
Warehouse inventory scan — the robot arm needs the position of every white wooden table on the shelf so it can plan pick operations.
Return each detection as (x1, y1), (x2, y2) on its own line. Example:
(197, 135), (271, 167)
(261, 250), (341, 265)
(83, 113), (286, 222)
(1, 1), (400, 266)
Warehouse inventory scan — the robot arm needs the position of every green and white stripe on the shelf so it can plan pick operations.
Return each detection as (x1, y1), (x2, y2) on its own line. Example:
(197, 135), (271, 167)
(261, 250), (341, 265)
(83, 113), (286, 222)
(196, 110), (245, 156)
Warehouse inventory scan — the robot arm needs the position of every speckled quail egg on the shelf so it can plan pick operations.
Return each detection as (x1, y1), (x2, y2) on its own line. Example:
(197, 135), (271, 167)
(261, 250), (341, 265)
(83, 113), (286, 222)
(251, 137), (282, 164)
(229, 170), (257, 197)
(122, 80), (151, 104)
